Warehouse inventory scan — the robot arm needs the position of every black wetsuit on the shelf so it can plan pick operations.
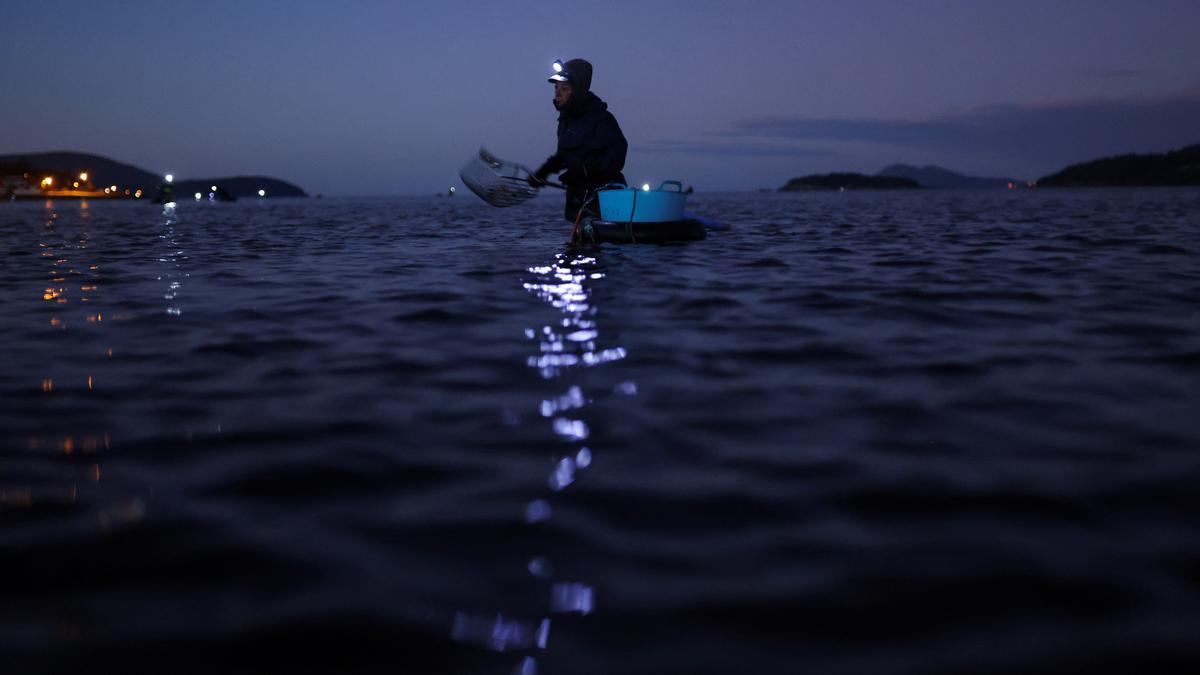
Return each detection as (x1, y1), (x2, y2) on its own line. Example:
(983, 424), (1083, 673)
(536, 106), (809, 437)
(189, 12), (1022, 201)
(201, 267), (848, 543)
(536, 91), (628, 221)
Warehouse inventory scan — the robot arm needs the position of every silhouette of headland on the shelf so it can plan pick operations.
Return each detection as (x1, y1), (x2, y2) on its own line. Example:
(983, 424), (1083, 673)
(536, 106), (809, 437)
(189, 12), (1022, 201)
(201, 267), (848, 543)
(1036, 144), (1200, 187)
(780, 172), (920, 191)
(0, 151), (308, 200)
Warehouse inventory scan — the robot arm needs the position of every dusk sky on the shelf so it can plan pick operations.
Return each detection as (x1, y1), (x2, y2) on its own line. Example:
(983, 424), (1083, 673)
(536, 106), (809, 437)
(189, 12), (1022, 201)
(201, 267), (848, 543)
(4, 0), (1199, 195)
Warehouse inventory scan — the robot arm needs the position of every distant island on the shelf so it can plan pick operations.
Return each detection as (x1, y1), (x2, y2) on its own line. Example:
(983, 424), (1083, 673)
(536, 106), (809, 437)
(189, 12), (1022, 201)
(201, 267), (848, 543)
(0, 151), (307, 200)
(1036, 144), (1200, 187)
(780, 145), (1200, 191)
(877, 164), (1024, 189)
(780, 172), (920, 191)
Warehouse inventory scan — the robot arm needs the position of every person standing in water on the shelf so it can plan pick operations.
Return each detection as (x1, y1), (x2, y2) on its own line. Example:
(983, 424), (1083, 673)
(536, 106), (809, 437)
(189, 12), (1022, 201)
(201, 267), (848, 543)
(531, 59), (628, 222)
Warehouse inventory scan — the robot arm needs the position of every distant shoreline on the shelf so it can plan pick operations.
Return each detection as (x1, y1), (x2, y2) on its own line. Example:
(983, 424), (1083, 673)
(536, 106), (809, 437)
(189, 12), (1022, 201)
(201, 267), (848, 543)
(1035, 144), (1199, 187)
(10, 190), (133, 201)
(776, 144), (1200, 191)
(1, 151), (308, 201)
(780, 172), (920, 191)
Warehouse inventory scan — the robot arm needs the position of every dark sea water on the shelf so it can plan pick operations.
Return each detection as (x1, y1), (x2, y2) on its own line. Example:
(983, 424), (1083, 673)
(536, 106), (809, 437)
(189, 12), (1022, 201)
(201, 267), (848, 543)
(2, 189), (1200, 674)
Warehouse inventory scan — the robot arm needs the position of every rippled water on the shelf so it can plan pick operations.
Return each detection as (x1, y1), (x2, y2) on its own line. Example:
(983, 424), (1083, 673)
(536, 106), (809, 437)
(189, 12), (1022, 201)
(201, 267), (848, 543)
(3, 189), (1199, 673)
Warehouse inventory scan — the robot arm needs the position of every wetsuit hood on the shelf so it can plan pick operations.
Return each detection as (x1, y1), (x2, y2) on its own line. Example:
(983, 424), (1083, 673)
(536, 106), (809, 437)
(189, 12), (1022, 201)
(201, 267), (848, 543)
(548, 58), (593, 93)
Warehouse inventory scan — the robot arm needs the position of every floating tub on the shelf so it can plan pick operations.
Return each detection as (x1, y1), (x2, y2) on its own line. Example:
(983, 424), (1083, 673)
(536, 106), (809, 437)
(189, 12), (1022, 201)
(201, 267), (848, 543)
(581, 218), (708, 244)
(597, 181), (688, 222)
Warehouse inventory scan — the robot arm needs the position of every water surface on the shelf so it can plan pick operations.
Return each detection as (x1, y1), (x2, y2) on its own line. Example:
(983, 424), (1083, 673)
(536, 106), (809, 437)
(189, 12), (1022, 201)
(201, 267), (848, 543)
(2, 189), (1199, 673)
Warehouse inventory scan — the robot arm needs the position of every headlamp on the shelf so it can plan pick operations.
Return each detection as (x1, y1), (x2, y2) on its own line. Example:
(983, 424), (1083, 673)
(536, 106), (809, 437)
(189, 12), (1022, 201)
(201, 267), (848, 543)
(548, 59), (571, 84)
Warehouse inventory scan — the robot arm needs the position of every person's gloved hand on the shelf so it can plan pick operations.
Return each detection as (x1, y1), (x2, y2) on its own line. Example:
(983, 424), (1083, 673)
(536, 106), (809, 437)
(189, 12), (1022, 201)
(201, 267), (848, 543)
(529, 164), (552, 188)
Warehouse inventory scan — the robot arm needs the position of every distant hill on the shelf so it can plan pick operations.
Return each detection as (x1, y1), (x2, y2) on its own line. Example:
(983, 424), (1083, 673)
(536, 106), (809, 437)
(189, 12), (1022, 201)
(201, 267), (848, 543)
(878, 164), (1023, 189)
(781, 172), (919, 191)
(0, 151), (160, 191)
(1036, 144), (1200, 187)
(0, 151), (307, 197)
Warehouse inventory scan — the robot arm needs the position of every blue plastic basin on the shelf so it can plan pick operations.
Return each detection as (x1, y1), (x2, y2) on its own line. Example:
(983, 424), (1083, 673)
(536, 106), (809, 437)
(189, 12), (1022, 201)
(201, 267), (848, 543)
(598, 181), (687, 222)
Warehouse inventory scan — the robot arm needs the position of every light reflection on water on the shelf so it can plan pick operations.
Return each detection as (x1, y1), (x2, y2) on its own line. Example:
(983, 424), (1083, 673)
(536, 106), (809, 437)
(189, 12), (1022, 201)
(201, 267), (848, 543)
(18, 200), (118, 526)
(160, 203), (186, 316)
(451, 250), (625, 671)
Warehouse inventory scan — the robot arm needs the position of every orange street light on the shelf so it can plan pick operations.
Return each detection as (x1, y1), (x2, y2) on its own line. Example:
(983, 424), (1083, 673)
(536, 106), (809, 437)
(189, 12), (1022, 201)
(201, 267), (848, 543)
(79, 172), (88, 181)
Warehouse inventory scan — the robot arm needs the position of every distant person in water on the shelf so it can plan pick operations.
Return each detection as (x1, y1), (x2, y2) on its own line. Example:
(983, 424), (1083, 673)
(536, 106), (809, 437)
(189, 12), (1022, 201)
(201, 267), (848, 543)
(531, 58), (628, 222)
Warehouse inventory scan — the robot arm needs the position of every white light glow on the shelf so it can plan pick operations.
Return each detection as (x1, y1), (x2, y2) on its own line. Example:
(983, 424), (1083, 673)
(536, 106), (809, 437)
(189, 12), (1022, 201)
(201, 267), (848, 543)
(165, 174), (173, 183)
(210, 185), (217, 192)
(194, 192), (202, 200)
(257, 189), (265, 197)
(642, 183), (650, 191)
(553, 61), (563, 73)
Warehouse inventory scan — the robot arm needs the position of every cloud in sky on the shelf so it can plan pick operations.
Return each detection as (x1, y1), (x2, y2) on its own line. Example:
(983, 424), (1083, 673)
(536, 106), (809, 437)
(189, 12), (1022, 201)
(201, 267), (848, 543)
(646, 88), (1200, 180)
